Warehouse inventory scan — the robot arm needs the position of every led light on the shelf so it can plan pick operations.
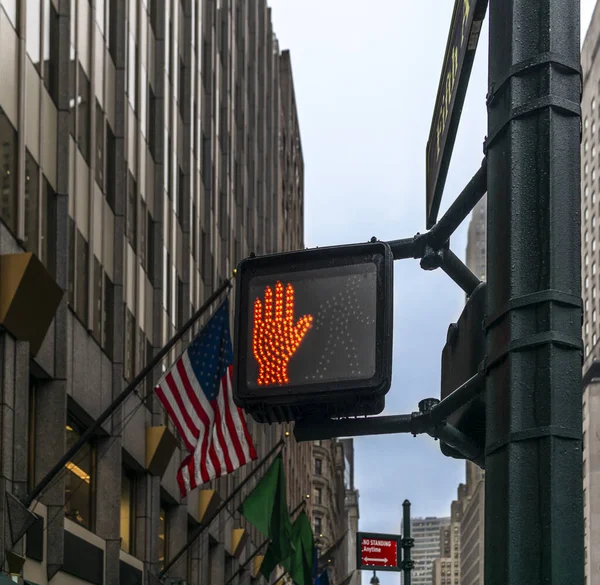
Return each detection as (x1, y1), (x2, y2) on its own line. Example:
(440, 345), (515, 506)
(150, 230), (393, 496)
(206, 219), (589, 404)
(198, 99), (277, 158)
(253, 282), (313, 386)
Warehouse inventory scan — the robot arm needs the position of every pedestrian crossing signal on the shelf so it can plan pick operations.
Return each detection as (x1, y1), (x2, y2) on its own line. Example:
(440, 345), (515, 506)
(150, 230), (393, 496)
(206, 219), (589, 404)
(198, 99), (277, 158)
(233, 242), (394, 423)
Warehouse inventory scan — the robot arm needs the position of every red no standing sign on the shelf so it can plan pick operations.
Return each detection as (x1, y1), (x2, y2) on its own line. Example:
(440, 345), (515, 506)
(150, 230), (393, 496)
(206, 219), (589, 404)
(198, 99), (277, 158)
(357, 532), (401, 572)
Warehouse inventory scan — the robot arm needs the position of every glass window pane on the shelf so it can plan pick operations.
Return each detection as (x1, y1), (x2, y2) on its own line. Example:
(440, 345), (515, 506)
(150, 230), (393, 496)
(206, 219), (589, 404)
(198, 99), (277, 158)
(65, 417), (94, 529)
(0, 110), (19, 234)
(75, 229), (89, 324)
(103, 273), (114, 358)
(120, 467), (135, 553)
(43, 0), (59, 102)
(77, 65), (91, 163)
(41, 177), (56, 276)
(24, 151), (40, 254)
(95, 101), (105, 189)
(27, 0), (42, 67)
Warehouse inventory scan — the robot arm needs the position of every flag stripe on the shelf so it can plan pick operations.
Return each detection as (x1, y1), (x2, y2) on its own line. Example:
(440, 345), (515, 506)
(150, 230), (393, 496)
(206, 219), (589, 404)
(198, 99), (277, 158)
(165, 370), (201, 440)
(155, 381), (196, 452)
(212, 391), (235, 474)
(176, 359), (212, 484)
(181, 353), (221, 479)
(223, 368), (250, 465)
(154, 299), (258, 498)
(226, 366), (257, 460)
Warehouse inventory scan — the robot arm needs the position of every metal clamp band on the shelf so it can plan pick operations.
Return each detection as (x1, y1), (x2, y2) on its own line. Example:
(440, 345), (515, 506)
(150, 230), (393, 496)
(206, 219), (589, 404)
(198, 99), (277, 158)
(485, 331), (583, 371)
(484, 289), (582, 331)
(485, 95), (581, 152)
(487, 52), (582, 106)
(486, 425), (582, 457)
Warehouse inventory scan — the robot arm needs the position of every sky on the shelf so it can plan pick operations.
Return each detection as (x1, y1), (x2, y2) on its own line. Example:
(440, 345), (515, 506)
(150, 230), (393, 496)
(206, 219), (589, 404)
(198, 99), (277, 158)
(268, 2), (597, 584)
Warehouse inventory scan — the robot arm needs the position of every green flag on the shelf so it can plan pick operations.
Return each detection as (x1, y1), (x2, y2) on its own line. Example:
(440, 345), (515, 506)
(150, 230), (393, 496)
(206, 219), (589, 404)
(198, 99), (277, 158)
(240, 454), (294, 562)
(261, 511), (314, 585)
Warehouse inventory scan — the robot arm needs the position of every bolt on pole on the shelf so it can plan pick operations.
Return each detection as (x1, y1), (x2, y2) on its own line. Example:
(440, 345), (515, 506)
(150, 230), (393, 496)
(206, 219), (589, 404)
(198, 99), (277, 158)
(485, 1), (584, 584)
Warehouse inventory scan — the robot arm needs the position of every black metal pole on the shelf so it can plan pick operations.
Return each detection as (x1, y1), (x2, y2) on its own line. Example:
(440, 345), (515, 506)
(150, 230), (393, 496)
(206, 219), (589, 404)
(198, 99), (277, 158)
(440, 249), (481, 296)
(426, 158), (487, 249)
(224, 539), (269, 585)
(401, 500), (413, 585)
(24, 279), (232, 508)
(159, 438), (285, 578)
(485, 1), (583, 584)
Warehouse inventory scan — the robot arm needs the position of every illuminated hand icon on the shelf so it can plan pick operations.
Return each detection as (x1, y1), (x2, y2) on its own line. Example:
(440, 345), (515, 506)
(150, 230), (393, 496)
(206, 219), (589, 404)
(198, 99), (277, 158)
(253, 282), (313, 385)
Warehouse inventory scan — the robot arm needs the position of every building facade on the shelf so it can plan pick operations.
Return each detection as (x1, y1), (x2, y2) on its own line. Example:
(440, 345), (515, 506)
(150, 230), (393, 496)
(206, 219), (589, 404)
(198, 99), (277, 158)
(431, 501), (461, 585)
(581, 4), (600, 584)
(0, 0), (308, 584)
(409, 516), (450, 585)
(309, 439), (359, 585)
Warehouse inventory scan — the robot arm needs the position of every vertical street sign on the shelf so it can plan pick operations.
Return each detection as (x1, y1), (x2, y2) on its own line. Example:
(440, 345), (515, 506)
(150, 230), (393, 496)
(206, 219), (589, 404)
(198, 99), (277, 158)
(357, 532), (401, 572)
(425, 0), (488, 229)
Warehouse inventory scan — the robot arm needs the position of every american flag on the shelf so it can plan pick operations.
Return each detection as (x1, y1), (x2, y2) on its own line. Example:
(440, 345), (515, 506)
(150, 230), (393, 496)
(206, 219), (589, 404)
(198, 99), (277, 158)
(154, 299), (257, 497)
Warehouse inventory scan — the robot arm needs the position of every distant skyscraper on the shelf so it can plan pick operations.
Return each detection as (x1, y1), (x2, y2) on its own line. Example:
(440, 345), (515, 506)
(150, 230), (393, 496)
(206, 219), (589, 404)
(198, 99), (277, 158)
(581, 5), (600, 585)
(409, 516), (451, 585)
(465, 195), (487, 282)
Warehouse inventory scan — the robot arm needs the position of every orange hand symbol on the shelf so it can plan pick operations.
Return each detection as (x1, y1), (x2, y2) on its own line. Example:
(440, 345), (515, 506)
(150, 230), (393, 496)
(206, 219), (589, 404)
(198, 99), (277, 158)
(252, 282), (313, 385)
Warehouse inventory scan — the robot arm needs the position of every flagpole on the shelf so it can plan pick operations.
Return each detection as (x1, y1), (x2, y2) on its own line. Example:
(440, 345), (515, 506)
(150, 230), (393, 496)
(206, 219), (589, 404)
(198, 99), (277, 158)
(159, 437), (285, 578)
(23, 279), (233, 509)
(224, 539), (269, 585)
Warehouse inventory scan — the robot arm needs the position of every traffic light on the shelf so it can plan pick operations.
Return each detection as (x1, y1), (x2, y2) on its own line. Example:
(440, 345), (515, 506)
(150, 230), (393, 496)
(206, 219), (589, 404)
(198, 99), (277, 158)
(439, 281), (486, 460)
(233, 242), (394, 423)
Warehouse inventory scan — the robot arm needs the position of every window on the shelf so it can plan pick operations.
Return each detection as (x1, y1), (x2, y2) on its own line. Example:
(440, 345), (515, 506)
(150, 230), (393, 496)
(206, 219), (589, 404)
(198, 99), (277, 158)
(594, 333), (597, 345)
(96, 102), (105, 190)
(43, 0), (60, 104)
(585, 277), (589, 290)
(585, 164), (589, 177)
(77, 65), (91, 163)
(150, 0), (159, 37)
(92, 257), (102, 343)
(24, 150), (40, 254)
(139, 199), (147, 270)
(103, 273), (114, 359)
(75, 229), (89, 324)
(108, 0), (119, 62)
(120, 466), (136, 554)
(28, 380), (37, 492)
(68, 217), (75, 307)
(585, 140), (589, 153)
(106, 123), (116, 211)
(148, 85), (158, 161)
(593, 310), (596, 322)
(65, 416), (95, 529)
(314, 458), (322, 475)
(127, 172), (137, 251)
(313, 516), (322, 536)
(159, 506), (169, 571)
(26, 0), (42, 68)
(124, 308), (136, 382)
(41, 177), (57, 276)
(314, 487), (322, 505)
(147, 212), (155, 283)
(4, 0), (18, 29)
(594, 263), (597, 276)
(586, 254), (589, 266)
(0, 109), (18, 234)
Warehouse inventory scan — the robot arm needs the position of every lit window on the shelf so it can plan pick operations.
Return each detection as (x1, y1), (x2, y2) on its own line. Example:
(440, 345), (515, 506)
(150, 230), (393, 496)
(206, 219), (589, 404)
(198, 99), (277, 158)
(586, 277), (589, 289)
(586, 323), (589, 335)
(65, 417), (95, 529)
(593, 310), (596, 322)
(120, 466), (136, 554)
(586, 254), (589, 266)
(593, 122), (597, 134)
(593, 239), (597, 252)
(585, 208), (589, 221)
(594, 333), (597, 345)
(585, 140), (589, 152)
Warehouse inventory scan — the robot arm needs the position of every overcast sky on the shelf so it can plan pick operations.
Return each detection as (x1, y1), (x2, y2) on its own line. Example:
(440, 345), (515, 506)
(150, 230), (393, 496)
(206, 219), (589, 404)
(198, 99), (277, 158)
(268, 2), (596, 583)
